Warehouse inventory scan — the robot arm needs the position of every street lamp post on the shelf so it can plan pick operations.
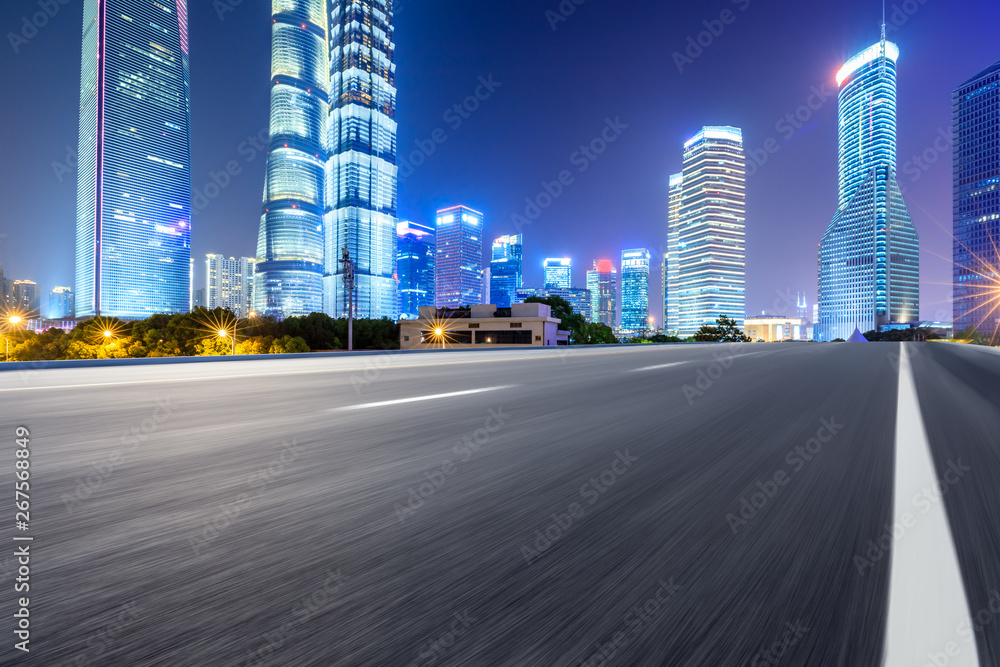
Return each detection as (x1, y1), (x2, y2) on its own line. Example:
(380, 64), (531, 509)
(4, 315), (23, 362)
(218, 329), (235, 355)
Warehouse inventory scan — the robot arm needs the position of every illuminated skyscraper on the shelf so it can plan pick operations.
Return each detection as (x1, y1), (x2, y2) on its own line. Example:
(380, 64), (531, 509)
(818, 35), (919, 341)
(435, 206), (483, 308)
(587, 260), (617, 327)
(664, 172), (683, 335)
(206, 254), (256, 317)
(490, 234), (523, 308)
(953, 59), (1000, 341)
(75, 0), (192, 318)
(254, 0), (328, 319)
(544, 258), (572, 289)
(397, 221), (435, 319)
(621, 249), (651, 332)
(325, 0), (398, 319)
(10, 281), (41, 317)
(49, 287), (75, 319)
(676, 127), (746, 337)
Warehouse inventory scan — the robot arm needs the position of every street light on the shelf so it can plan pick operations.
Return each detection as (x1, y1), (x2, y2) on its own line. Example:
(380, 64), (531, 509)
(4, 314), (25, 362)
(218, 328), (235, 355)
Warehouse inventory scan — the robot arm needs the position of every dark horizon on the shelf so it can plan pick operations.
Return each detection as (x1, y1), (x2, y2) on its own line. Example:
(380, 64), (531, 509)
(1, 0), (998, 322)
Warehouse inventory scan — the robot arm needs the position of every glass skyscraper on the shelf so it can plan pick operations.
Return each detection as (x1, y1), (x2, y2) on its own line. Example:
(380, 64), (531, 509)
(587, 260), (617, 328)
(254, 0), (328, 319)
(206, 254), (256, 318)
(664, 172), (683, 335)
(75, 0), (192, 318)
(953, 60), (1000, 342)
(397, 221), (435, 319)
(818, 36), (919, 341)
(676, 127), (746, 337)
(543, 258), (572, 289)
(621, 249), (651, 332)
(325, 0), (399, 320)
(490, 234), (523, 308)
(435, 206), (483, 308)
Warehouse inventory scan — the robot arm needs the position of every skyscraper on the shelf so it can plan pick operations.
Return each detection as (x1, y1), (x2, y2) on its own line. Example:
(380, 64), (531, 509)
(586, 260), (617, 328)
(435, 206), (483, 308)
(665, 172), (683, 335)
(0, 265), (8, 310)
(953, 59), (1000, 342)
(490, 234), (523, 308)
(397, 221), (435, 320)
(254, 0), (328, 319)
(206, 254), (256, 317)
(75, 0), (192, 318)
(325, 0), (398, 320)
(49, 287), (75, 319)
(676, 127), (746, 337)
(818, 35), (919, 341)
(10, 281), (41, 317)
(621, 249), (651, 332)
(544, 258), (572, 289)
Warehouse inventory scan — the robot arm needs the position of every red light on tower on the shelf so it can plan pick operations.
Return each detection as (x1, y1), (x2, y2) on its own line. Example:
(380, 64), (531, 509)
(596, 259), (614, 272)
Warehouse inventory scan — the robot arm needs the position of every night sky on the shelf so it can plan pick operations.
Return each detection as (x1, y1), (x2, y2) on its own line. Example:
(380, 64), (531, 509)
(1, 0), (998, 323)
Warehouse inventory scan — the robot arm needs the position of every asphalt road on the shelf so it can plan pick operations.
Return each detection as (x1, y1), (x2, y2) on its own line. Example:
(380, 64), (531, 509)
(0, 342), (997, 666)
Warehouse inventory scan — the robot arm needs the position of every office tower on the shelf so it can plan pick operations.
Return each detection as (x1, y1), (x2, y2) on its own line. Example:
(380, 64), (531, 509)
(482, 267), (491, 305)
(953, 59), (1000, 341)
(193, 288), (207, 309)
(676, 127), (746, 337)
(516, 287), (592, 321)
(397, 221), (435, 319)
(0, 265), (8, 309)
(665, 172), (683, 334)
(621, 249), (651, 331)
(49, 287), (75, 319)
(435, 206), (483, 308)
(10, 281), (41, 317)
(75, 0), (192, 318)
(818, 35), (919, 341)
(254, 1), (328, 319)
(543, 258), (572, 289)
(586, 260), (617, 327)
(325, 0), (398, 320)
(490, 234), (523, 308)
(206, 255), (256, 317)
(189, 258), (195, 312)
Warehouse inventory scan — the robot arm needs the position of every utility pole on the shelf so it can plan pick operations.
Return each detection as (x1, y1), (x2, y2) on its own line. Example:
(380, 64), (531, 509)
(340, 246), (355, 351)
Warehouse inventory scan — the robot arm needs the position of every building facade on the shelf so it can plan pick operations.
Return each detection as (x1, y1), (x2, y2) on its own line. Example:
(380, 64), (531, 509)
(818, 37), (920, 341)
(517, 287), (592, 322)
(435, 206), (483, 308)
(325, 0), (398, 320)
(586, 260), (617, 328)
(75, 0), (192, 318)
(400, 303), (569, 349)
(543, 258), (572, 289)
(49, 287), (75, 319)
(676, 127), (746, 337)
(254, 0), (328, 319)
(621, 249), (651, 332)
(490, 234), (523, 308)
(10, 281), (41, 317)
(206, 254), (256, 317)
(397, 221), (435, 320)
(953, 60), (1000, 341)
(744, 316), (807, 342)
(665, 172), (683, 335)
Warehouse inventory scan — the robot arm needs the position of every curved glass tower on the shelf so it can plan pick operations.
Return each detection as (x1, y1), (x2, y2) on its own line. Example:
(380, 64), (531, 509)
(254, 0), (330, 319)
(75, 0), (192, 318)
(818, 37), (919, 341)
(325, 0), (398, 320)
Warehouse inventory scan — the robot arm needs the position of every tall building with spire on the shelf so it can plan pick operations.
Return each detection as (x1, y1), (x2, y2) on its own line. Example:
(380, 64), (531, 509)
(818, 32), (919, 341)
(254, 1), (329, 319)
(324, 0), (399, 319)
(75, 0), (192, 318)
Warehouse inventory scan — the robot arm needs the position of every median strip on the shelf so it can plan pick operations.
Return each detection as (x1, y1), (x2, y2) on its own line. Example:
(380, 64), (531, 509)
(331, 386), (517, 411)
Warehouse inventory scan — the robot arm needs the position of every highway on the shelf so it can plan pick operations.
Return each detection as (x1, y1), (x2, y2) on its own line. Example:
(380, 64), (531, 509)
(1, 342), (999, 666)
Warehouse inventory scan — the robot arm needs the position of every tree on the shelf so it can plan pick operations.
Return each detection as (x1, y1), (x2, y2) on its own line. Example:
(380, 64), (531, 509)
(578, 322), (619, 345)
(525, 296), (588, 344)
(694, 316), (751, 342)
(270, 336), (310, 354)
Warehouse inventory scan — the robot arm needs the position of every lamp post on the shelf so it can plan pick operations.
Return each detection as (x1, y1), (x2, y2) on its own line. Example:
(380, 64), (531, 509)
(4, 315), (23, 362)
(218, 329), (235, 355)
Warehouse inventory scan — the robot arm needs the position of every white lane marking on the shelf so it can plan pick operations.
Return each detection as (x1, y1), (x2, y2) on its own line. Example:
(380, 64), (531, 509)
(330, 385), (517, 411)
(884, 344), (978, 666)
(630, 362), (688, 372)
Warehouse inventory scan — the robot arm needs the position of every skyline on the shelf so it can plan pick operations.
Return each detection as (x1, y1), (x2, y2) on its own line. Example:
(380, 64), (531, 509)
(2, 1), (998, 322)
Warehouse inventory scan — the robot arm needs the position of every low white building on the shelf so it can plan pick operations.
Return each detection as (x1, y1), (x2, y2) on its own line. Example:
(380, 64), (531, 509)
(744, 316), (808, 342)
(400, 303), (570, 349)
